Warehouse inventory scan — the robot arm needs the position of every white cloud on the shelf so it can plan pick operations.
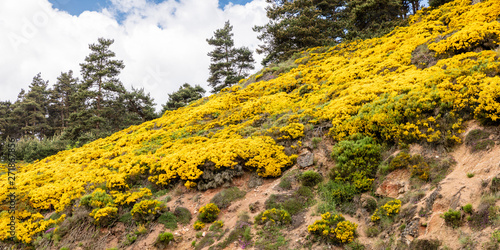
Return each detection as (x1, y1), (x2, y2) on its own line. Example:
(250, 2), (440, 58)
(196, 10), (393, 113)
(0, 0), (268, 112)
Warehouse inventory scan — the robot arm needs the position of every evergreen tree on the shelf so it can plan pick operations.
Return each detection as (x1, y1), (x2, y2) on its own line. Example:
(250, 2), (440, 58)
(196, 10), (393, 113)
(254, 0), (419, 65)
(344, 0), (407, 40)
(11, 73), (51, 138)
(48, 70), (78, 136)
(79, 37), (125, 131)
(161, 83), (206, 114)
(254, 0), (346, 65)
(0, 101), (15, 140)
(428, 0), (452, 8)
(122, 86), (158, 126)
(207, 21), (255, 93)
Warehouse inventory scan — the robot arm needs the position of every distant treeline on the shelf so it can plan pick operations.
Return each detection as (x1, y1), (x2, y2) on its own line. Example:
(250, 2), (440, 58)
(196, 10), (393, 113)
(0, 38), (158, 162)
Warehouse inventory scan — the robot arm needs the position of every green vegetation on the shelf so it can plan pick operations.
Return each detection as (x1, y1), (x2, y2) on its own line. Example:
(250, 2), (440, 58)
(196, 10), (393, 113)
(254, 225), (288, 250)
(253, 0), (419, 65)
(265, 186), (314, 216)
(463, 204), (473, 214)
(198, 203), (220, 223)
(158, 212), (178, 230)
(442, 209), (462, 228)
(331, 134), (381, 182)
(173, 207), (192, 225)
(206, 21), (255, 93)
(300, 170), (323, 187)
(161, 83), (206, 113)
(465, 129), (495, 152)
(311, 137), (322, 149)
(156, 232), (174, 246)
(210, 187), (246, 209)
(254, 208), (291, 225)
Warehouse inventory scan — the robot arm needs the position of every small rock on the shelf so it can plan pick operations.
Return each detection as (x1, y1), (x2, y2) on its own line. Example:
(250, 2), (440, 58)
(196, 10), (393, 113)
(297, 150), (314, 168)
(202, 232), (206, 237)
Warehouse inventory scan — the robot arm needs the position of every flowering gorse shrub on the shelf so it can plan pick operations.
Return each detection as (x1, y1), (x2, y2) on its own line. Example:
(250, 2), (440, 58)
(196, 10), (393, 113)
(131, 199), (166, 221)
(308, 212), (357, 244)
(111, 188), (152, 206)
(371, 199), (402, 222)
(80, 188), (114, 209)
(193, 220), (205, 230)
(198, 203), (220, 223)
(254, 208), (291, 225)
(90, 206), (118, 226)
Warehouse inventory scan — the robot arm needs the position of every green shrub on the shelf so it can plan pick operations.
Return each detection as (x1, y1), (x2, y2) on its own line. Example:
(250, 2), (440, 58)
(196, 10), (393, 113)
(312, 137), (322, 149)
(365, 226), (380, 237)
(209, 220), (224, 231)
(210, 187), (246, 209)
(198, 203), (220, 223)
(265, 186), (314, 216)
(492, 230), (500, 243)
(465, 129), (494, 152)
(158, 212), (178, 230)
(11, 135), (70, 163)
(465, 129), (490, 145)
(300, 170), (323, 187)
(491, 177), (500, 193)
(124, 233), (137, 246)
(463, 204), (473, 214)
(409, 239), (441, 250)
(325, 180), (357, 203)
(472, 140), (495, 152)
(389, 152), (411, 171)
(429, 0), (454, 8)
(130, 199), (166, 221)
(346, 240), (365, 250)
(278, 177), (292, 190)
(80, 189), (114, 209)
(215, 220), (252, 249)
(410, 154), (430, 181)
(254, 208), (291, 225)
(174, 207), (192, 225)
(442, 209), (461, 228)
(156, 232), (174, 245)
(331, 134), (381, 182)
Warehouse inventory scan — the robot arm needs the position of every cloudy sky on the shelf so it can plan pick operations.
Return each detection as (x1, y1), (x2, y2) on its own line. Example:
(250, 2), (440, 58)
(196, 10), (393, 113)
(0, 0), (269, 112)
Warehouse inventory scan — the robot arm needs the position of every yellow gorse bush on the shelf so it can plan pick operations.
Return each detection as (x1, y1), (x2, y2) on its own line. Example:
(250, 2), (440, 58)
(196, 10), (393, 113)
(130, 199), (165, 221)
(2, 0), (500, 243)
(371, 199), (402, 222)
(308, 212), (357, 244)
(90, 206), (118, 225)
(0, 211), (65, 243)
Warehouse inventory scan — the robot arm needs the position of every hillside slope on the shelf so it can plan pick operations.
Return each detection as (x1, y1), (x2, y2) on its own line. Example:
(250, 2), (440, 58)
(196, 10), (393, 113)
(1, 0), (500, 249)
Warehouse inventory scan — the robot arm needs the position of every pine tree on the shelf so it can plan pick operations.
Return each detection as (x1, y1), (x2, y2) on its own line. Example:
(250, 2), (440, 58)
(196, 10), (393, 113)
(161, 83), (206, 114)
(207, 21), (255, 93)
(11, 73), (51, 138)
(0, 101), (15, 140)
(254, 0), (346, 65)
(48, 70), (78, 136)
(79, 37), (125, 131)
(122, 86), (158, 126)
(344, 0), (407, 40)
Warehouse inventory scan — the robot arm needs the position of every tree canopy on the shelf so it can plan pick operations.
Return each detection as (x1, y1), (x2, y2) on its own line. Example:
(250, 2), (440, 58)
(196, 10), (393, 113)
(254, 0), (422, 65)
(161, 83), (206, 114)
(207, 21), (255, 93)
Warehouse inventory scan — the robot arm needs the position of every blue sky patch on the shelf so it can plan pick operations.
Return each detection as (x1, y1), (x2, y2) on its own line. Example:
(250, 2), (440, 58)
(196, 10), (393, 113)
(48, 0), (255, 16)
